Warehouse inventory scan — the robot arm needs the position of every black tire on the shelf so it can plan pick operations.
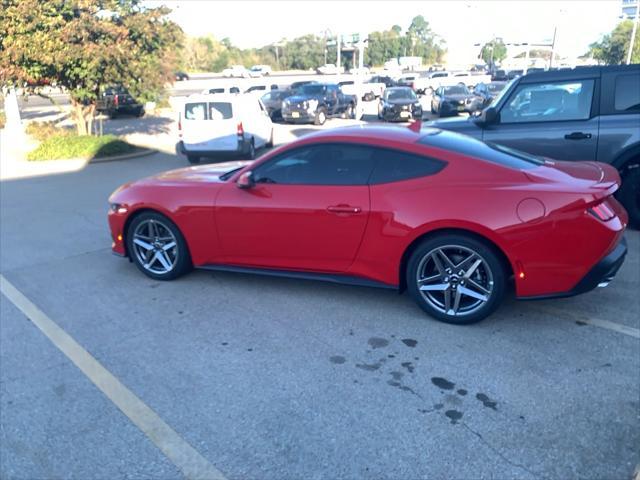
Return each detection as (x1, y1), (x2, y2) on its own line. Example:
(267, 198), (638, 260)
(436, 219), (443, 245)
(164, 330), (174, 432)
(430, 103), (436, 114)
(266, 128), (274, 148)
(314, 107), (327, 126)
(187, 155), (200, 164)
(126, 212), (192, 281)
(108, 109), (118, 119)
(135, 107), (145, 117)
(247, 138), (256, 159)
(619, 165), (640, 227)
(343, 103), (355, 119)
(406, 233), (506, 325)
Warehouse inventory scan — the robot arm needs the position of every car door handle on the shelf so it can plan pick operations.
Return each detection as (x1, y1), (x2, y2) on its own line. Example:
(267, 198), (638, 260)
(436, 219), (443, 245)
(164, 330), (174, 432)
(327, 205), (362, 214)
(564, 132), (592, 140)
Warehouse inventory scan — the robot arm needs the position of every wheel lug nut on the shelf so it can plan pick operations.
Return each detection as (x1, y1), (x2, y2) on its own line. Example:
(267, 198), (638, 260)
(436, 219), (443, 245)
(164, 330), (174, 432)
(458, 271), (464, 276)
(444, 277), (449, 282)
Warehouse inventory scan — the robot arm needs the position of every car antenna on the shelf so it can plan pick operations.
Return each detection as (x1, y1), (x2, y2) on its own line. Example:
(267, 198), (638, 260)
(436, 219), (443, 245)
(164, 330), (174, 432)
(408, 119), (422, 133)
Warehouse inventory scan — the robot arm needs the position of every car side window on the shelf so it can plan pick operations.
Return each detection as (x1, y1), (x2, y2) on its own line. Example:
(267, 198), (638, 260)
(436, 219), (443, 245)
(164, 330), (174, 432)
(614, 74), (640, 112)
(500, 79), (595, 123)
(252, 144), (377, 186)
(185, 102), (207, 120)
(369, 148), (446, 184)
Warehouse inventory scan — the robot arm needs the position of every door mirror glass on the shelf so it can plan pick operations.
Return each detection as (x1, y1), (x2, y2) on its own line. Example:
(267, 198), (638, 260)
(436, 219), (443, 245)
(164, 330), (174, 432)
(475, 106), (499, 126)
(236, 171), (255, 189)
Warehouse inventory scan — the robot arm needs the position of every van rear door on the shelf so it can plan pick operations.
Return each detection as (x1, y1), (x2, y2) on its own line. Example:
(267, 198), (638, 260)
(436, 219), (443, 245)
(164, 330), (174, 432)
(183, 101), (238, 152)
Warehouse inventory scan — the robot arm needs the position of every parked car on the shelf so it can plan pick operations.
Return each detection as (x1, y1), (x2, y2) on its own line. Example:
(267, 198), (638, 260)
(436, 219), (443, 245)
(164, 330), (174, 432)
(174, 71), (190, 81)
(467, 81), (508, 112)
(414, 71), (492, 95)
(430, 84), (476, 116)
(244, 84), (269, 96)
(177, 94), (273, 164)
(492, 69), (509, 81)
(316, 64), (344, 75)
(108, 125), (628, 325)
(281, 83), (356, 125)
(201, 85), (241, 95)
(349, 66), (371, 75)
(396, 74), (419, 91)
(260, 89), (291, 120)
(289, 80), (318, 91)
(369, 75), (397, 88)
(249, 65), (272, 77)
(507, 69), (524, 80)
(222, 65), (250, 78)
(378, 87), (423, 122)
(96, 86), (144, 118)
(428, 65), (640, 225)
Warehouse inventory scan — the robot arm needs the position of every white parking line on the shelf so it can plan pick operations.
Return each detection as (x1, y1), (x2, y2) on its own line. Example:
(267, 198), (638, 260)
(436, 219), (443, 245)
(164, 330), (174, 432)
(527, 304), (640, 339)
(0, 274), (228, 480)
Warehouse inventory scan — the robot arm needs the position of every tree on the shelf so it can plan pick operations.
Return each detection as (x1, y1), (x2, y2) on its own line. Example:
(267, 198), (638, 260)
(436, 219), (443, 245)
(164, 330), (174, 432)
(480, 38), (507, 65)
(0, 0), (183, 135)
(587, 20), (640, 65)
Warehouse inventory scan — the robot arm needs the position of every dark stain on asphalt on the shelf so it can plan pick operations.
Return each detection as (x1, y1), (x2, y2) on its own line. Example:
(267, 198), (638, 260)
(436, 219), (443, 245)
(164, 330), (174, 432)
(431, 377), (455, 390)
(54, 384), (66, 397)
(368, 337), (389, 349)
(349, 329), (354, 336)
(356, 362), (381, 371)
(445, 409), (463, 424)
(414, 357), (419, 361)
(476, 393), (498, 410)
(177, 310), (183, 315)
(387, 354), (395, 358)
(457, 388), (468, 396)
(401, 338), (418, 348)
(387, 380), (401, 387)
(247, 348), (253, 352)
(390, 371), (404, 381)
(576, 320), (587, 326)
(434, 403), (444, 410)
(445, 394), (462, 406)
(401, 362), (415, 373)
(221, 342), (228, 346)
(330, 355), (346, 364)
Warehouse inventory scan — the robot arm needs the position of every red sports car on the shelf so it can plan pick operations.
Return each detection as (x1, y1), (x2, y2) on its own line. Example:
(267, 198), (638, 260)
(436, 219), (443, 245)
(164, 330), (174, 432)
(108, 126), (628, 324)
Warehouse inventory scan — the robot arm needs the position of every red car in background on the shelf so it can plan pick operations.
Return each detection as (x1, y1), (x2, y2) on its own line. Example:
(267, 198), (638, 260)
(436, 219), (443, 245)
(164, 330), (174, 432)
(108, 126), (628, 324)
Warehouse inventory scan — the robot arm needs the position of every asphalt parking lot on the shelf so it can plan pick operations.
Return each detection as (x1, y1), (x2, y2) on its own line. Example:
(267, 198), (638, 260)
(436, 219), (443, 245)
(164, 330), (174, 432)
(1, 129), (639, 479)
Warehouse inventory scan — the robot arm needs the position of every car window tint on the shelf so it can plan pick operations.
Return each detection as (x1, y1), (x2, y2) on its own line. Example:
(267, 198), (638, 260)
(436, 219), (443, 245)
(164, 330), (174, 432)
(185, 102), (207, 120)
(369, 148), (446, 184)
(614, 74), (640, 112)
(418, 130), (544, 170)
(501, 79), (594, 123)
(208, 102), (232, 120)
(252, 144), (376, 185)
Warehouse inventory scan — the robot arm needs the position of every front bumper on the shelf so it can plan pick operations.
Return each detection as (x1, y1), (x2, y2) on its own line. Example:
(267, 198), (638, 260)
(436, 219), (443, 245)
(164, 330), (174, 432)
(282, 108), (316, 123)
(382, 107), (422, 122)
(520, 237), (628, 300)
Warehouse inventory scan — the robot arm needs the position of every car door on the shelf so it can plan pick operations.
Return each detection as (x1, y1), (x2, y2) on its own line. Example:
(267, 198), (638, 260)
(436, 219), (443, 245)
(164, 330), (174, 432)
(483, 78), (598, 161)
(215, 143), (376, 272)
(325, 85), (340, 114)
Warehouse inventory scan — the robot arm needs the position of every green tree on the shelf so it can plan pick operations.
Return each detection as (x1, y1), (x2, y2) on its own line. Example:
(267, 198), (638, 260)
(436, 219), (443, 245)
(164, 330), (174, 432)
(480, 38), (507, 65)
(587, 20), (640, 65)
(0, 0), (182, 135)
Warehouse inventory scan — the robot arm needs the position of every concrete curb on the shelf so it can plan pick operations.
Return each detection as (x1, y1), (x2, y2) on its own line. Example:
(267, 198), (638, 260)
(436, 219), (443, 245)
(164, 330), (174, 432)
(88, 147), (157, 164)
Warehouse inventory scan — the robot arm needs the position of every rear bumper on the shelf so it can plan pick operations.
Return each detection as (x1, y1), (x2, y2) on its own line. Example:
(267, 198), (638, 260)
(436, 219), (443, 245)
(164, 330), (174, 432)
(178, 140), (247, 157)
(519, 237), (628, 300)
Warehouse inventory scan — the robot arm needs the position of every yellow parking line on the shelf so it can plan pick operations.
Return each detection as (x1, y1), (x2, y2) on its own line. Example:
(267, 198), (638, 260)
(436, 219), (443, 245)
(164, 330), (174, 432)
(0, 274), (227, 480)
(526, 304), (640, 339)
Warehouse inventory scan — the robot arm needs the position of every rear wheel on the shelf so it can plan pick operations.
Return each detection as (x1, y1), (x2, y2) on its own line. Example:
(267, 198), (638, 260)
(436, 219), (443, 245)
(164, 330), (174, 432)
(343, 103), (355, 119)
(619, 165), (640, 227)
(127, 212), (192, 281)
(406, 234), (506, 324)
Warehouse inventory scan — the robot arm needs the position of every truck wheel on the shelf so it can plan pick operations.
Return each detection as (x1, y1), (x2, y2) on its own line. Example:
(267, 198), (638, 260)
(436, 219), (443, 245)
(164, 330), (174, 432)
(266, 128), (274, 148)
(619, 165), (640, 227)
(314, 108), (327, 126)
(343, 103), (355, 119)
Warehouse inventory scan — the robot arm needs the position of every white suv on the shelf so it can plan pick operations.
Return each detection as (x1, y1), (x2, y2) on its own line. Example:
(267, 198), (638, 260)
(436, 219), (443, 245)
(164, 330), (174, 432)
(178, 94), (274, 164)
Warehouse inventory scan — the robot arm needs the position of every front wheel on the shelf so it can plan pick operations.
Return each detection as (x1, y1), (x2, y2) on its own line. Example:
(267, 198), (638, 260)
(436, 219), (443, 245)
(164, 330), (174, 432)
(406, 234), (506, 324)
(127, 212), (192, 281)
(618, 165), (640, 227)
(314, 108), (327, 126)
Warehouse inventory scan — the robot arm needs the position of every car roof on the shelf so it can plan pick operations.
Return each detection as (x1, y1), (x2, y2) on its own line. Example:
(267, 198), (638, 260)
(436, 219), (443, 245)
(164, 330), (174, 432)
(186, 93), (246, 102)
(291, 124), (440, 145)
(519, 64), (640, 83)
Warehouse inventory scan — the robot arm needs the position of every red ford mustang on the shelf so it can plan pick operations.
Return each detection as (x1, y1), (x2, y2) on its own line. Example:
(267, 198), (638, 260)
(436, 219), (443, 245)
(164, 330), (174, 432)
(108, 126), (628, 324)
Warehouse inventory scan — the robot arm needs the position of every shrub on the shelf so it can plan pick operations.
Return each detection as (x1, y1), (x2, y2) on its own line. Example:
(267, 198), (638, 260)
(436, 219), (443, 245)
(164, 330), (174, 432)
(27, 134), (137, 161)
(25, 121), (71, 141)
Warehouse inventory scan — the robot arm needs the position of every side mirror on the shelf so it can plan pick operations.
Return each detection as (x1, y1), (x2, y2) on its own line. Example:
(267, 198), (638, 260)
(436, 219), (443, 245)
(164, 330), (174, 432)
(236, 171), (255, 189)
(475, 106), (499, 126)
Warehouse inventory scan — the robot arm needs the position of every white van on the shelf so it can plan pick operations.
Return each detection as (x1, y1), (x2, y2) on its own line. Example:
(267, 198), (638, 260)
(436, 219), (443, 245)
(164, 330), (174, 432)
(178, 94), (274, 164)
(201, 85), (241, 95)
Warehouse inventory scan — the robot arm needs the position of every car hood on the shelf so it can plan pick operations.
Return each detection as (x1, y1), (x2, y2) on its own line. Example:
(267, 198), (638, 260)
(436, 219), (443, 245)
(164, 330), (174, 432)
(442, 94), (472, 102)
(286, 94), (321, 103)
(386, 99), (419, 106)
(137, 161), (252, 186)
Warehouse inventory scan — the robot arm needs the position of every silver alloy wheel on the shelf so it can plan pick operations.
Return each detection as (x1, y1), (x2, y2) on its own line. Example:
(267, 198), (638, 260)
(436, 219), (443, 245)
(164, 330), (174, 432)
(416, 245), (494, 317)
(132, 219), (178, 275)
(318, 110), (326, 124)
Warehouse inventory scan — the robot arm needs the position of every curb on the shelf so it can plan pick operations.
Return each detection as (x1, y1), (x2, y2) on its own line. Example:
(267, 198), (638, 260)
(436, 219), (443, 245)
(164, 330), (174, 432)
(89, 147), (157, 164)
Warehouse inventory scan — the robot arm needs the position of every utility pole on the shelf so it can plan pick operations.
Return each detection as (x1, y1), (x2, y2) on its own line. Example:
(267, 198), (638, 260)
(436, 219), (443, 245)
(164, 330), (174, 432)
(549, 27), (557, 69)
(626, 0), (639, 64)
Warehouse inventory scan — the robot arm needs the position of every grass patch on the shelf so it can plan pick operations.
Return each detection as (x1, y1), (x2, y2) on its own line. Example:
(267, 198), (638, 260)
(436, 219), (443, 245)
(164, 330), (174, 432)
(27, 134), (138, 161)
(25, 121), (71, 141)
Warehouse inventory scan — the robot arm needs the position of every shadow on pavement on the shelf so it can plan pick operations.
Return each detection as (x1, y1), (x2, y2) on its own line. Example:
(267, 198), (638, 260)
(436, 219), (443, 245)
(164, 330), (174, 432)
(103, 115), (173, 136)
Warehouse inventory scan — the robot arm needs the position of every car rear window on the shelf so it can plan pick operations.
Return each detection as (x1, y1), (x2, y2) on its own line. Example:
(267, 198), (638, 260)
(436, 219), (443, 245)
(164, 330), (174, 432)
(369, 148), (446, 184)
(184, 102), (207, 120)
(184, 102), (233, 120)
(209, 102), (233, 120)
(614, 74), (640, 112)
(419, 130), (544, 170)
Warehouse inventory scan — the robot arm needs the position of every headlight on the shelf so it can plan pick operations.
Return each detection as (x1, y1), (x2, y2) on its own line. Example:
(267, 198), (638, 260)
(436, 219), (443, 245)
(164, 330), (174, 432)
(413, 102), (421, 108)
(110, 203), (128, 214)
(307, 99), (318, 110)
(282, 98), (289, 106)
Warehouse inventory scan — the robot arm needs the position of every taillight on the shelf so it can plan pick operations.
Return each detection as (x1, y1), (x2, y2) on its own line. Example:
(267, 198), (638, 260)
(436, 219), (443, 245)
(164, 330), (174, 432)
(588, 201), (616, 221)
(114, 94), (119, 106)
(178, 113), (182, 138)
(237, 122), (244, 137)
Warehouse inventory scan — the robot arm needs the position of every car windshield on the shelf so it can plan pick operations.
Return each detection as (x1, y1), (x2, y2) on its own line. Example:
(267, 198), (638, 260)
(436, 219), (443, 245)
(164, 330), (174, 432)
(488, 77), (517, 106)
(386, 89), (416, 100)
(301, 84), (325, 95)
(443, 85), (469, 95)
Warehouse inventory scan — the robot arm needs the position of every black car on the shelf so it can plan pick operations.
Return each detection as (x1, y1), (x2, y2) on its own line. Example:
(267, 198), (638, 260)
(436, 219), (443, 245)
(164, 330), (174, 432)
(467, 81), (507, 112)
(175, 71), (190, 81)
(369, 75), (397, 88)
(377, 87), (422, 122)
(260, 89), (292, 121)
(430, 84), (475, 116)
(289, 80), (318, 91)
(507, 69), (524, 80)
(281, 83), (356, 125)
(492, 69), (509, 81)
(96, 86), (144, 118)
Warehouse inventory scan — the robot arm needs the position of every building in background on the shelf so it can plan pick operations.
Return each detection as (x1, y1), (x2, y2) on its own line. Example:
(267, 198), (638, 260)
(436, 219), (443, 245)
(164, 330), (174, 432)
(622, 0), (639, 19)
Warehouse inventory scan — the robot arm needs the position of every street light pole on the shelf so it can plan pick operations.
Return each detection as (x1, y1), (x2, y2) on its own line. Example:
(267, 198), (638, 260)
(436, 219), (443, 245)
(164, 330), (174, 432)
(626, 0), (639, 65)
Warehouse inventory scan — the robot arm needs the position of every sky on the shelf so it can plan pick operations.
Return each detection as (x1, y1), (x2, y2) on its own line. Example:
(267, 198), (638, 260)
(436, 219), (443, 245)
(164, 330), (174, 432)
(147, 0), (623, 62)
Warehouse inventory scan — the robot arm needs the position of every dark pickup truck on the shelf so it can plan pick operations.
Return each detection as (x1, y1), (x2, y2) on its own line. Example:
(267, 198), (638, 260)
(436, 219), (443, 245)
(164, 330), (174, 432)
(428, 65), (640, 225)
(281, 83), (356, 125)
(96, 86), (144, 118)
